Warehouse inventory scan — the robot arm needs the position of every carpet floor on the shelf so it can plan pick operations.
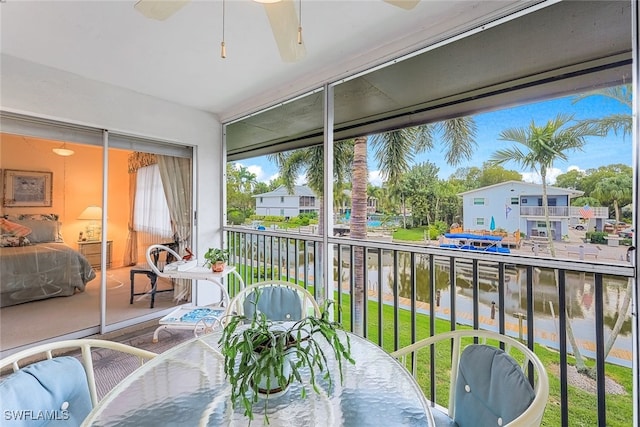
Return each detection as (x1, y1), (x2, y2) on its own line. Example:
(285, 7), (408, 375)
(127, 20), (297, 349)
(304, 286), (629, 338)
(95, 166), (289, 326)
(91, 325), (196, 400)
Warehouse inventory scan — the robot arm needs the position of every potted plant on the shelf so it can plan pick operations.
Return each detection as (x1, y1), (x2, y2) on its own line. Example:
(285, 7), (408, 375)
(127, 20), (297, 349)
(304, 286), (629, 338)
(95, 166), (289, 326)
(219, 299), (354, 423)
(203, 247), (229, 272)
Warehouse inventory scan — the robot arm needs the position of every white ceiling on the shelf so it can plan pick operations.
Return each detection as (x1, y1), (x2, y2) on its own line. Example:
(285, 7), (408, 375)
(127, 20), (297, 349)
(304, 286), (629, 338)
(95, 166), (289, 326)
(0, 0), (532, 122)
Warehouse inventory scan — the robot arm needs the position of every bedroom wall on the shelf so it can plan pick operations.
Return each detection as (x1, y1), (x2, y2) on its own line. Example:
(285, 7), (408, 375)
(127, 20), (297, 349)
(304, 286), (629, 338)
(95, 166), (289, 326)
(1, 55), (223, 265)
(0, 133), (130, 267)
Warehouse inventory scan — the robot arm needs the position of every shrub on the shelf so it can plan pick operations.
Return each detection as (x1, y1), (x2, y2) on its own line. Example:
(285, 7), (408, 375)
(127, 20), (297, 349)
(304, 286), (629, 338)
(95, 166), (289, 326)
(228, 210), (245, 225)
(586, 231), (607, 244)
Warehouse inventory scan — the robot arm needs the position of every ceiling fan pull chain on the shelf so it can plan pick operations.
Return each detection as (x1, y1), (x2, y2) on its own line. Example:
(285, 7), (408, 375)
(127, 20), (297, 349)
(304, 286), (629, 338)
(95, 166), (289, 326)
(297, 0), (302, 45)
(220, 0), (227, 58)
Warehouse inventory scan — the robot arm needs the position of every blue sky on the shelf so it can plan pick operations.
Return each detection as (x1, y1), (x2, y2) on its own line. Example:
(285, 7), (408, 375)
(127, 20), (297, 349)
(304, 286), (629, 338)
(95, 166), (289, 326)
(236, 91), (632, 186)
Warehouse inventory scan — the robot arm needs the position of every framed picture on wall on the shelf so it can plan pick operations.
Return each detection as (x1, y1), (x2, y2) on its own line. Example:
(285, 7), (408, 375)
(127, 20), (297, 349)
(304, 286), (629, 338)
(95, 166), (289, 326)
(3, 169), (53, 207)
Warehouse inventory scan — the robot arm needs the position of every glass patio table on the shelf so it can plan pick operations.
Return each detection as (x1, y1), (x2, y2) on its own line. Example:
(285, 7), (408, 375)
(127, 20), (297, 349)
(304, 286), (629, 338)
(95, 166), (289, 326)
(82, 329), (434, 426)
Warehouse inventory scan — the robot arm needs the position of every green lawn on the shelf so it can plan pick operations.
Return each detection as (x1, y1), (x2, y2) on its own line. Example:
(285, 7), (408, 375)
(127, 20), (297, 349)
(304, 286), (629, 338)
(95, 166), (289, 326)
(392, 226), (430, 242)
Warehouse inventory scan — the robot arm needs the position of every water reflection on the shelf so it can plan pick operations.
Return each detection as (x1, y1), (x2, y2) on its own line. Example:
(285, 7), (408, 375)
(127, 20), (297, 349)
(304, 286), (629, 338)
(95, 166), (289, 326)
(237, 238), (632, 366)
(358, 250), (632, 367)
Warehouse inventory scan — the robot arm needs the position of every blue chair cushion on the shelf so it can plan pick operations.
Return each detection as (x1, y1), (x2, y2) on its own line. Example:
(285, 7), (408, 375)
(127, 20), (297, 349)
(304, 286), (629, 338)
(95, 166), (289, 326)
(244, 286), (302, 321)
(0, 356), (92, 426)
(453, 345), (535, 427)
(429, 407), (459, 427)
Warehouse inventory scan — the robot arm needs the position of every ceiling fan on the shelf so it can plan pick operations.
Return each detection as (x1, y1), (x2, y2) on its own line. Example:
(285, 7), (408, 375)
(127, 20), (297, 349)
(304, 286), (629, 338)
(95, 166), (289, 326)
(134, 0), (419, 62)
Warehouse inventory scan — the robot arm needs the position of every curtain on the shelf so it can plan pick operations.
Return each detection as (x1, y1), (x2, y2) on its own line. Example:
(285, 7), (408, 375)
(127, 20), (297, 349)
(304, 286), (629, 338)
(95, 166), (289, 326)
(133, 164), (173, 237)
(123, 171), (138, 266)
(158, 155), (193, 302)
(124, 152), (159, 265)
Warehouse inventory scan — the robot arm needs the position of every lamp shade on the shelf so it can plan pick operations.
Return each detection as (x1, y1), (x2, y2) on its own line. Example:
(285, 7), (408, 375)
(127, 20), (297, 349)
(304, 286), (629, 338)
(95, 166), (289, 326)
(78, 205), (103, 220)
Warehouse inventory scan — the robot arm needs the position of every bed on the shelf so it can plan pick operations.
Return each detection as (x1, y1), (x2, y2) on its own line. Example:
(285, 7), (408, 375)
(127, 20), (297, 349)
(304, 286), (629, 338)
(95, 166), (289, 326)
(0, 214), (96, 308)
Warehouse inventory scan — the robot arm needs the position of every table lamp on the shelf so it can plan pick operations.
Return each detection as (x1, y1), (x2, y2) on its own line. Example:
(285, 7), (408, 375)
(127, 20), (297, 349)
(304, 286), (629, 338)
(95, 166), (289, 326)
(78, 205), (103, 241)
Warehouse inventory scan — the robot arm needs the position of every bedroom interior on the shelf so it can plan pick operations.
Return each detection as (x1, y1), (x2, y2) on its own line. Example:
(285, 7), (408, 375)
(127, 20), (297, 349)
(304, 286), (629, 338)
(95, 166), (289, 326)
(0, 133), (192, 352)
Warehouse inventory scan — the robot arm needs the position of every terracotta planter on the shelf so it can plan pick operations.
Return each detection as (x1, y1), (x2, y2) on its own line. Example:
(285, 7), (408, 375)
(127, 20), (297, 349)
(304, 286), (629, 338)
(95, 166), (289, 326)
(212, 261), (225, 272)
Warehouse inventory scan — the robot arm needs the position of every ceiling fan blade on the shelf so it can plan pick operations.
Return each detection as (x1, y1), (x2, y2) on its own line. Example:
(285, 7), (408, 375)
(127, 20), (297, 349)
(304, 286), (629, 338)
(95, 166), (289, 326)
(263, 0), (306, 63)
(383, 0), (420, 10)
(134, 0), (190, 21)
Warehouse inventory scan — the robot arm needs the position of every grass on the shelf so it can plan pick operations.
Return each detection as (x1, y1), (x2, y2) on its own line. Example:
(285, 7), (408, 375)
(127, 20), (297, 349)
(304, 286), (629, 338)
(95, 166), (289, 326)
(231, 265), (633, 426)
(392, 226), (429, 242)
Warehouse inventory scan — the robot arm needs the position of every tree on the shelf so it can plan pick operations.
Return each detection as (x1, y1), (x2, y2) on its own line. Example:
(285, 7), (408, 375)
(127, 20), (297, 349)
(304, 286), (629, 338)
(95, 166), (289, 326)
(489, 114), (592, 257)
(269, 143), (353, 299)
(350, 117), (477, 334)
(273, 145), (355, 219)
(592, 175), (633, 223)
(572, 84), (632, 137)
(450, 163), (522, 190)
(554, 168), (586, 191)
(580, 164), (632, 199)
(226, 163), (258, 221)
(490, 113), (602, 376)
(351, 136), (368, 335)
(572, 84), (634, 379)
(399, 162), (440, 226)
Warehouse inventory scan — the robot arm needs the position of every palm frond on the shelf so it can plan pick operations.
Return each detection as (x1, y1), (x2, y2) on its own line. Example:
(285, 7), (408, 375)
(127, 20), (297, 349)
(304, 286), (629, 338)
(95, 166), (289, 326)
(570, 115), (631, 138)
(437, 117), (477, 165)
(370, 130), (414, 186)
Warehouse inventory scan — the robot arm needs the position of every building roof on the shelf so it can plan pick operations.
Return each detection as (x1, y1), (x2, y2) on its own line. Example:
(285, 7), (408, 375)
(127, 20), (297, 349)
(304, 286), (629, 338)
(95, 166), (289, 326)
(457, 180), (584, 197)
(253, 185), (316, 198)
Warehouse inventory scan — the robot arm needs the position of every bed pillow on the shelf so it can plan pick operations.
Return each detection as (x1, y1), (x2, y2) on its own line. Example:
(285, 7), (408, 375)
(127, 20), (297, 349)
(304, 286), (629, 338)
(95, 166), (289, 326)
(13, 220), (60, 243)
(0, 234), (31, 247)
(2, 214), (63, 242)
(0, 218), (32, 237)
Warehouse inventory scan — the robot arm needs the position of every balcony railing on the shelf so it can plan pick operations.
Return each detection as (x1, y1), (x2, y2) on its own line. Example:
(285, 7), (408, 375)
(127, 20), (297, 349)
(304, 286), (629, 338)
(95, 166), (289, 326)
(224, 226), (635, 426)
(520, 206), (609, 218)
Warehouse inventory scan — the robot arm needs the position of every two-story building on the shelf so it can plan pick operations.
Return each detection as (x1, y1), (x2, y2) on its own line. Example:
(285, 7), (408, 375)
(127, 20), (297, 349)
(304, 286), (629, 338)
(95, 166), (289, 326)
(458, 181), (609, 240)
(253, 185), (319, 219)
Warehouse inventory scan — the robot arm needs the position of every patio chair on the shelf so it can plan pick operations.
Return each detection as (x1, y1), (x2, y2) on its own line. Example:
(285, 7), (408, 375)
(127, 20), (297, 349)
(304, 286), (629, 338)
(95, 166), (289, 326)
(223, 280), (321, 323)
(130, 243), (180, 308)
(0, 339), (157, 425)
(391, 329), (549, 427)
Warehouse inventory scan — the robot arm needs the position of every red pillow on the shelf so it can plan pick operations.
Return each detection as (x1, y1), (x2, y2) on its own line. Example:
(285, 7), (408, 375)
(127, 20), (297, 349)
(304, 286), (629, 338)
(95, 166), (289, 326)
(0, 218), (32, 237)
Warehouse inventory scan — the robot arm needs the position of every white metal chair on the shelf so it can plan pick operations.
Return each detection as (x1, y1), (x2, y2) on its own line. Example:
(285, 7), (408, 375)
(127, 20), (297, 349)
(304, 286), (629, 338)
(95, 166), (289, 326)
(130, 242), (180, 308)
(391, 329), (549, 427)
(0, 339), (157, 424)
(223, 280), (321, 323)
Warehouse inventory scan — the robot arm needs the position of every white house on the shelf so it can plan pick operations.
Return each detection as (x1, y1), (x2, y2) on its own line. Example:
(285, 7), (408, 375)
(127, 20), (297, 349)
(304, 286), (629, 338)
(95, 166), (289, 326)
(458, 181), (608, 240)
(253, 185), (319, 218)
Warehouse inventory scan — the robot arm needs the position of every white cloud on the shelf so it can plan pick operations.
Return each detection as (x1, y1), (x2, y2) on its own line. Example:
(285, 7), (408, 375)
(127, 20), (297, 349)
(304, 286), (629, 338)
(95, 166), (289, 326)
(566, 165), (586, 174)
(369, 170), (384, 186)
(245, 164), (266, 181)
(234, 162), (277, 183)
(267, 172), (280, 183)
(521, 167), (564, 185)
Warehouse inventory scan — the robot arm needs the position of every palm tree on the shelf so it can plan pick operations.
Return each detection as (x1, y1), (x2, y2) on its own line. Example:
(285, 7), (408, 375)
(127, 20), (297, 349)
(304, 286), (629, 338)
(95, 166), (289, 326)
(351, 137), (368, 335)
(572, 84), (632, 137)
(489, 113), (592, 257)
(574, 86), (634, 377)
(489, 113), (599, 375)
(269, 143), (353, 298)
(350, 118), (477, 334)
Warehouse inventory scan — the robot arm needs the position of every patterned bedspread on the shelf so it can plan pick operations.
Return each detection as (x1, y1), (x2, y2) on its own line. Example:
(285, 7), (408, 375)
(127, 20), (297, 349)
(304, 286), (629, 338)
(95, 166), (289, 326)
(0, 243), (96, 307)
